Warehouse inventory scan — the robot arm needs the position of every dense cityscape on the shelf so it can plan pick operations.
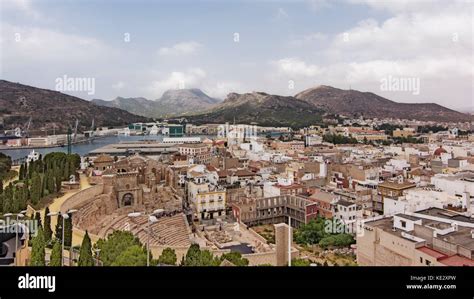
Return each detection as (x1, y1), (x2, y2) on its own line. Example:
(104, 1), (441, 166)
(1, 115), (473, 267)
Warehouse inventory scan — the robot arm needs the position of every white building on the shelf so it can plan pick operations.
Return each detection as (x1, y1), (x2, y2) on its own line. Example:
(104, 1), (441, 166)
(163, 137), (201, 144)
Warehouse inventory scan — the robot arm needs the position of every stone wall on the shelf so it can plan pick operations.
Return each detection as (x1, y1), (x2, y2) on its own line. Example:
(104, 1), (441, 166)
(243, 251), (276, 266)
(61, 184), (104, 213)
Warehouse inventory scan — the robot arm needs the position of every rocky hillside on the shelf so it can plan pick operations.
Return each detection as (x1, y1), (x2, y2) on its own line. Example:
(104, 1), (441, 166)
(295, 85), (471, 122)
(0, 80), (150, 134)
(185, 92), (323, 128)
(92, 88), (220, 118)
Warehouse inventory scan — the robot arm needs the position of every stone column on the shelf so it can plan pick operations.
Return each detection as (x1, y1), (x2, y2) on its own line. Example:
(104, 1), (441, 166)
(274, 222), (292, 266)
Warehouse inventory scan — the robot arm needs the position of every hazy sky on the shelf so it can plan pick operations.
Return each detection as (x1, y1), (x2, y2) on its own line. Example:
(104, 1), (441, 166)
(1, 0), (473, 111)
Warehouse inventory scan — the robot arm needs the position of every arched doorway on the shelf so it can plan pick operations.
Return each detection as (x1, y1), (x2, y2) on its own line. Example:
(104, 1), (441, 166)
(122, 193), (134, 206)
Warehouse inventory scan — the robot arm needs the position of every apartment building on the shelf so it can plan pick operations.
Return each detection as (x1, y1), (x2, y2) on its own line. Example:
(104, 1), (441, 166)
(178, 143), (212, 165)
(357, 209), (474, 266)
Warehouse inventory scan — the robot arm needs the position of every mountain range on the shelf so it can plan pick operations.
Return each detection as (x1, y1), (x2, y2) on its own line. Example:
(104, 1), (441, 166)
(294, 85), (472, 123)
(92, 88), (221, 118)
(1, 80), (470, 133)
(185, 85), (472, 127)
(94, 85), (471, 127)
(185, 91), (324, 128)
(0, 80), (150, 134)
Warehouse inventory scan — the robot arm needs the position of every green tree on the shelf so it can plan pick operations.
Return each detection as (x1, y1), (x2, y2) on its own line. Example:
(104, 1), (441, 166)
(183, 244), (202, 266)
(30, 172), (42, 205)
(199, 250), (221, 266)
(2, 184), (13, 213)
(291, 258), (311, 266)
(43, 207), (53, 244)
(49, 240), (62, 266)
(19, 164), (25, 180)
(30, 227), (46, 266)
(35, 211), (42, 229)
(0, 153), (12, 181)
(220, 252), (249, 266)
(16, 185), (27, 212)
(183, 244), (220, 266)
(294, 218), (330, 245)
(112, 245), (147, 266)
(64, 215), (73, 247)
(46, 170), (55, 195)
(55, 214), (62, 241)
(157, 247), (177, 265)
(78, 231), (94, 266)
(319, 234), (354, 249)
(96, 231), (143, 266)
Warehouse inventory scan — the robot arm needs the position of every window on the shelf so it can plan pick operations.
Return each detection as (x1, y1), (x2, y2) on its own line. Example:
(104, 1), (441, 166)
(420, 257), (423, 263)
(400, 220), (406, 228)
(425, 260), (431, 266)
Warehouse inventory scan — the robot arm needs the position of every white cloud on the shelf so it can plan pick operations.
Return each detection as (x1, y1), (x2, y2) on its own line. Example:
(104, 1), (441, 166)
(112, 81), (125, 90)
(1, 23), (112, 65)
(290, 32), (327, 47)
(203, 81), (243, 99)
(308, 0), (331, 11)
(148, 68), (207, 97)
(272, 58), (323, 77)
(271, 0), (473, 108)
(157, 41), (202, 56)
(276, 8), (289, 19)
(1, 0), (41, 19)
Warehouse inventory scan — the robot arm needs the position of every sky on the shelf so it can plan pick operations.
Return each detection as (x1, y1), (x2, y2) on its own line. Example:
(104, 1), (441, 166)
(1, 0), (473, 111)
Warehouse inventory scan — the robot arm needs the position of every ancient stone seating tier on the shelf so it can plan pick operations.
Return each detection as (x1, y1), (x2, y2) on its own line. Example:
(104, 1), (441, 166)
(104, 213), (191, 247)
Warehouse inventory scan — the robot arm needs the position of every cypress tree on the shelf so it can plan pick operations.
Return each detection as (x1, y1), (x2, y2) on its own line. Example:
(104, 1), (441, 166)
(55, 214), (63, 241)
(17, 186), (26, 211)
(2, 184), (13, 213)
(30, 227), (46, 266)
(49, 240), (62, 266)
(63, 162), (70, 181)
(78, 231), (94, 266)
(23, 162), (28, 180)
(19, 164), (24, 180)
(30, 172), (41, 205)
(43, 207), (53, 244)
(35, 211), (42, 229)
(69, 160), (76, 178)
(54, 167), (62, 192)
(64, 216), (73, 247)
(11, 185), (19, 213)
(46, 170), (55, 195)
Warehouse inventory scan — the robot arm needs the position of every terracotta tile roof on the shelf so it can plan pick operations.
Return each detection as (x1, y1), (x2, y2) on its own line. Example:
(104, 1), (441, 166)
(233, 169), (255, 177)
(93, 154), (114, 163)
(417, 246), (446, 259)
(439, 255), (474, 266)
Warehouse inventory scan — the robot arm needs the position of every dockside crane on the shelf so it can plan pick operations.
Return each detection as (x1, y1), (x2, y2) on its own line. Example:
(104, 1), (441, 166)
(73, 119), (79, 143)
(22, 116), (32, 137)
